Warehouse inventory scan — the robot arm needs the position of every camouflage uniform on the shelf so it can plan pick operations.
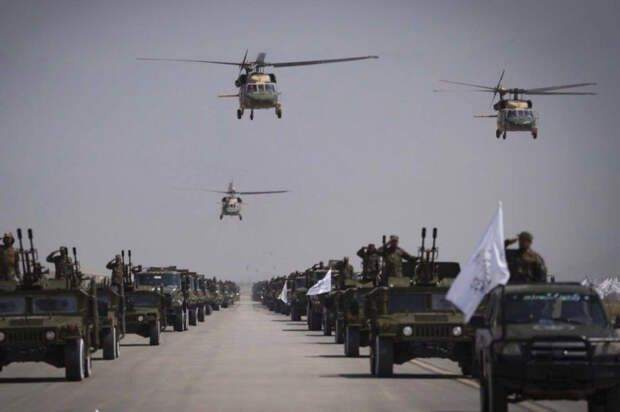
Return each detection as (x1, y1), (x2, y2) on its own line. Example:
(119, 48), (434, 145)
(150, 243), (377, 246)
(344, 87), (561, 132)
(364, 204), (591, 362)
(357, 244), (381, 283)
(505, 232), (547, 283)
(378, 235), (416, 278)
(106, 255), (124, 286)
(46, 247), (73, 280)
(0, 233), (20, 281)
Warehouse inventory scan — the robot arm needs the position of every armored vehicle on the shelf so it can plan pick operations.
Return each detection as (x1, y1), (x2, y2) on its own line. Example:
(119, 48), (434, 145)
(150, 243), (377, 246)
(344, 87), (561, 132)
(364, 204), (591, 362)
(178, 270), (203, 325)
(306, 262), (341, 332)
(197, 275), (213, 319)
(0, 229), (100, 381)
(289, 272), (308, 321)
(252, 281), (267, 302)
(326, 264), (357, 343)
(135, 267), (189, 332)
(366, 229), (474, 377)
(474, 283), (620, 412)
(340, 277), (375, 356)
(96, 279), (124, 358)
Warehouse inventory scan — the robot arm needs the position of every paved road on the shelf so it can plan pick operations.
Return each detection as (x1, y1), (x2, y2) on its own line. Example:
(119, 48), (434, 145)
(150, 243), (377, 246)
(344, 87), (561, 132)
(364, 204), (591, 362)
(0, 295), (586, 412)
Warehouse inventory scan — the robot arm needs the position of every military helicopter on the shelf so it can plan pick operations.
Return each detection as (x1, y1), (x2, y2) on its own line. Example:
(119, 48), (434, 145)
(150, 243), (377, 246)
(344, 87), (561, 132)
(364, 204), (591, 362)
(180, 181), (288, 221)
(437, 71), (596, 139)
(137, 51), (378, 120)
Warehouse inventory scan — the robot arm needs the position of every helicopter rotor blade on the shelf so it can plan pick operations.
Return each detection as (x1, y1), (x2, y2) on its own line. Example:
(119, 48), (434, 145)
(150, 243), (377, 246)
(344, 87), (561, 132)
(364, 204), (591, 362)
(524, 82), (597, 93)
(236, 190), (289, 195)
(137, 57), (242, 66)
(265, 55), (378, 68)
(438, 79), (496, 90)
(239, 49), (249, 76)
(491, 69), (505, 107)
(174, 187), (231, 194)
(524, 91), (597, 96)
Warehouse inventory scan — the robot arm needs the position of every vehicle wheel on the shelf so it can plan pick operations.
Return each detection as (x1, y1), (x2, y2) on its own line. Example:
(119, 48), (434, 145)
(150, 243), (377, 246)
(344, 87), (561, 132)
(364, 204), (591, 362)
(480, 374), (490, 412)
(345, 326), (360, 357)
(495, 130), (500, 138)
(198, 305), (205, 322)
(502, 132), (507, 140)
(189, 307), (198, 326)
(83, 344), (92, 378)
(488, 364), (507, 412)
(322, 311), (332, 336)
(276, 108), (282, 118)
(250, 111), (254, 120)
(65, 338), (85, 381)
(103, 327), (117, 360)
(115, 329), (120, 358)
(369, 340), (377, 376)
(174, 311), (184, 332)
(149, 320), (161, 346)
(459, 358), (473, 377)
(183, 310), (189, 330)
(205, 304), (212, 316)
(306, 303), (312, 329)
(219, 215), (223, 220)
(532, 132), (537, 139)
(334, 319), (345, 344)
(375, 336), (394, 377)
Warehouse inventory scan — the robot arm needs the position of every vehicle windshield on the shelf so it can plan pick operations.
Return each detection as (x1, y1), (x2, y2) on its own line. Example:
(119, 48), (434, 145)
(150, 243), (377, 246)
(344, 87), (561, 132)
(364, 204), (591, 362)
(136, 273), (181, 288)
(295, 279), (306, 288)
(431, 294), (457, 311)
(504, 293), (607, 327)
(127, 294), (160, 308)
(32, 295), (78, 314)
(265, 83), (275, 92)
(387, 294), (427, 313)
(0, 297), (26, 315)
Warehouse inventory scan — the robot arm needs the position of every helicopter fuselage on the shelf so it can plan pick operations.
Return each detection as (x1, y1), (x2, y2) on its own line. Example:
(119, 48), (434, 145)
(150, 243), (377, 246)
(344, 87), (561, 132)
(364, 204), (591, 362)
(235, 73), (281, 116)
(494, 99), (538, 138)
(220, 195), (243, 220)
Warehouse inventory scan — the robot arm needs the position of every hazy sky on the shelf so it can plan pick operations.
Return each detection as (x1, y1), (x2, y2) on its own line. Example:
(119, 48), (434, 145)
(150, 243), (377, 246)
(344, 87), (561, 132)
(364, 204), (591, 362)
(1, 0), (618, 282)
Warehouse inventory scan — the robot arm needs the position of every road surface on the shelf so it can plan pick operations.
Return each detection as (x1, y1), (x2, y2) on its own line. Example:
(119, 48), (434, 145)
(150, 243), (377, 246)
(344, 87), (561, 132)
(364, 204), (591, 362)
(0, 294), (586, 412)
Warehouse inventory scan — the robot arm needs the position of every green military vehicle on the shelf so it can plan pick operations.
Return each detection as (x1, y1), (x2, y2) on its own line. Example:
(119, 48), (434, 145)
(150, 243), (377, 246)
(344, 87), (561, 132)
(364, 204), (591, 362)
(474, 283), (620, 412)
(366, 229), (474, 377)
(289, 272), (308, 321)
(252, 280), (268, 302)
(96, 279), (124, 358)
(306, 262), (340, 332)
(0, 229), (100, 381)
(340, 277), (375, 356)
(326, 265), (357, 343)
(135, 267), (189, 332)
(197, 275), (213, 318)
(207, 277), (221, 311)
(178, 270), (203, 325)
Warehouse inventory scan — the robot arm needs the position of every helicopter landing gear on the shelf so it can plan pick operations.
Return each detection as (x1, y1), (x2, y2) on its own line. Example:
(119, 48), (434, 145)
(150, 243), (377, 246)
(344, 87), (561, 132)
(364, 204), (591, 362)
(532, 131), (538, 139)
(237, 109), (243, 119)
(495, 130), (500, 139)
(276, 108), (282, 119)
(219, 214), (223, 220)
(502, 132), (507, 140)
(238, 215), (243, 221)
(250, 110), (254, 120)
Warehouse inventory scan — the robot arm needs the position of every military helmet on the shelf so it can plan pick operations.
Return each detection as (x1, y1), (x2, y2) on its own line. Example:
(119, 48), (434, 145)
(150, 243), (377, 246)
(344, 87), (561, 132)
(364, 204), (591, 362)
(3, 232), (14, 244)
(389, 235), (399, 242)
(518, 231), (533, 242)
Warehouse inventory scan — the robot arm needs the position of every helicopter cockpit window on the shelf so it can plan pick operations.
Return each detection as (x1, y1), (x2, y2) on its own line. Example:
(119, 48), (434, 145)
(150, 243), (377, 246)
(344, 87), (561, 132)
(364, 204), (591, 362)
(257, 84), (265, 92)
(247, 84), (257, 93)
(266, 84), (275, 92)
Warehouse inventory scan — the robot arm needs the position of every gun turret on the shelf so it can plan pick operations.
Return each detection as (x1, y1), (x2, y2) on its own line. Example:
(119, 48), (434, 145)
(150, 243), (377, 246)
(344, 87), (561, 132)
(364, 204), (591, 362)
(16, 228), (28, 276)
(431, 227), (438, 264)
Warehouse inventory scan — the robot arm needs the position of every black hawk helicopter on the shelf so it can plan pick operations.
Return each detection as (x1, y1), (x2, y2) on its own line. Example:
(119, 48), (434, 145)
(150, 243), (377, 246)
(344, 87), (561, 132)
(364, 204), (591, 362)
(437, 70), (596, 139)
(138, 51), (378, 119)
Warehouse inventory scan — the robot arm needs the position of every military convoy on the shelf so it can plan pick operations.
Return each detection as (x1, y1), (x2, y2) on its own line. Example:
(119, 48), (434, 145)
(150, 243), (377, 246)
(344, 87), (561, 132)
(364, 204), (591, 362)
(0, 228), (239, 381)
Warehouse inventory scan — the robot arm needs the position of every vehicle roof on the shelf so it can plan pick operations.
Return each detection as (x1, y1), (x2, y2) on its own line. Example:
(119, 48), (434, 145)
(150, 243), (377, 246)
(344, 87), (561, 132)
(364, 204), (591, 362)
(502, 283), (594, 295)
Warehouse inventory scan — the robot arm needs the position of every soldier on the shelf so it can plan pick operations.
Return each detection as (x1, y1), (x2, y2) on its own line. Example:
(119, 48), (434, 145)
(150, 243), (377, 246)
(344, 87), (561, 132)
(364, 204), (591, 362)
(378, 235), (416, 279)
(0, 232), (20, 281)
(106, 254), (124, 286)
(357, 243), (381, 284)
(505, 231), (547, 283)
(46, 247), (72, 280)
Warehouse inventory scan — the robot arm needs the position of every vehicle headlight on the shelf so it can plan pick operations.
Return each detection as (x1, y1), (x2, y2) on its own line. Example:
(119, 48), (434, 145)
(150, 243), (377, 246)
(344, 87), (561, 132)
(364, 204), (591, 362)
(402, 326), (413, 337)
(500, 342), (522, 357)
(452, 326), (463, 337)
(0, 331), (5, 342)
(45, 330), (56, 341)
(137, 315), (145, 322)
(593, 342), (620, 358)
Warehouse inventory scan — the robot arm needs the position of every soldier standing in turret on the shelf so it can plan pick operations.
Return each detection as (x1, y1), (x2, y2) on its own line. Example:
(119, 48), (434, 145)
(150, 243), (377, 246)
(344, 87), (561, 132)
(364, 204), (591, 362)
(106, 254), (124, 287)
(0, 232), (20, 281)
(377, 235), (416, 279)
(357, 243), (381, 284)
(505, 231), (547, 283)
(46, 247), (73, 280)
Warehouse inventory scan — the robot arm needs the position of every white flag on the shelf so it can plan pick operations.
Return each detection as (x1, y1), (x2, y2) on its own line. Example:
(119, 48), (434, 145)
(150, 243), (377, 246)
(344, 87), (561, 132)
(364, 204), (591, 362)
(278, 280), (288, 304)
(307, 270), (332, 296)
(447, 202), (510, 322)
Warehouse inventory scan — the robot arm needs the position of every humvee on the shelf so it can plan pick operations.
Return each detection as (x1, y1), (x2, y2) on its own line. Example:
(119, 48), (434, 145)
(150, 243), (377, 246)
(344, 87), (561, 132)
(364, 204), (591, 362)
(474, 283), (620, 412)
(178, 270), (203, 326)
(197, 275), (213, 319)
(340, 278), (375, 356)
(136, 267), (189, 332)
(96, 280), (124, 358)
(289, 272), (308, 321)
(306, 261), (341, 333)
(0, 229), (100, 381)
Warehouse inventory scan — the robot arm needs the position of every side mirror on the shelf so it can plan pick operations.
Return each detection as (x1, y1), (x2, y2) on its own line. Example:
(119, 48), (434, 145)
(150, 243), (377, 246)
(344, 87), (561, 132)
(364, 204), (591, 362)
(469, 315), (488, 329)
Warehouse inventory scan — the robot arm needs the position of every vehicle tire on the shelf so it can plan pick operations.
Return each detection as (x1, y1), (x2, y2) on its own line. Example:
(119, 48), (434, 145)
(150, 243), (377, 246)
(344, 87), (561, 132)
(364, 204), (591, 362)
(173, 311), (184, 332)
(488, 364), (507, 412)
(369, 340), (377, 376)
(480, 374), (490, 412)
(65, 338), (85, 381)
(532, 132), (537, 139)
(103, 327), (117, 360)
(205, 304), (212, 316)
(183, 309), (189, 330)
(334, 319), (345, 344)
(149, 320), (161, 346)
(115, 329), (120, 359)
(198, 306), (205, 322)
(459, 358), (473, 377)
(496, 130), (500, 138)
(83, 343), (92, 378)
(290, 306), (297, 321)
(375, 336), (394, 377)
(605, 386), (620, 411)
(212, 304), (220, 311)
(322, 311), (332, 336)
(306, 303), (312, 329)
(189, 307), (198, 326)
(502, 132), (507, 140)
(345, 326), (360, 357)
